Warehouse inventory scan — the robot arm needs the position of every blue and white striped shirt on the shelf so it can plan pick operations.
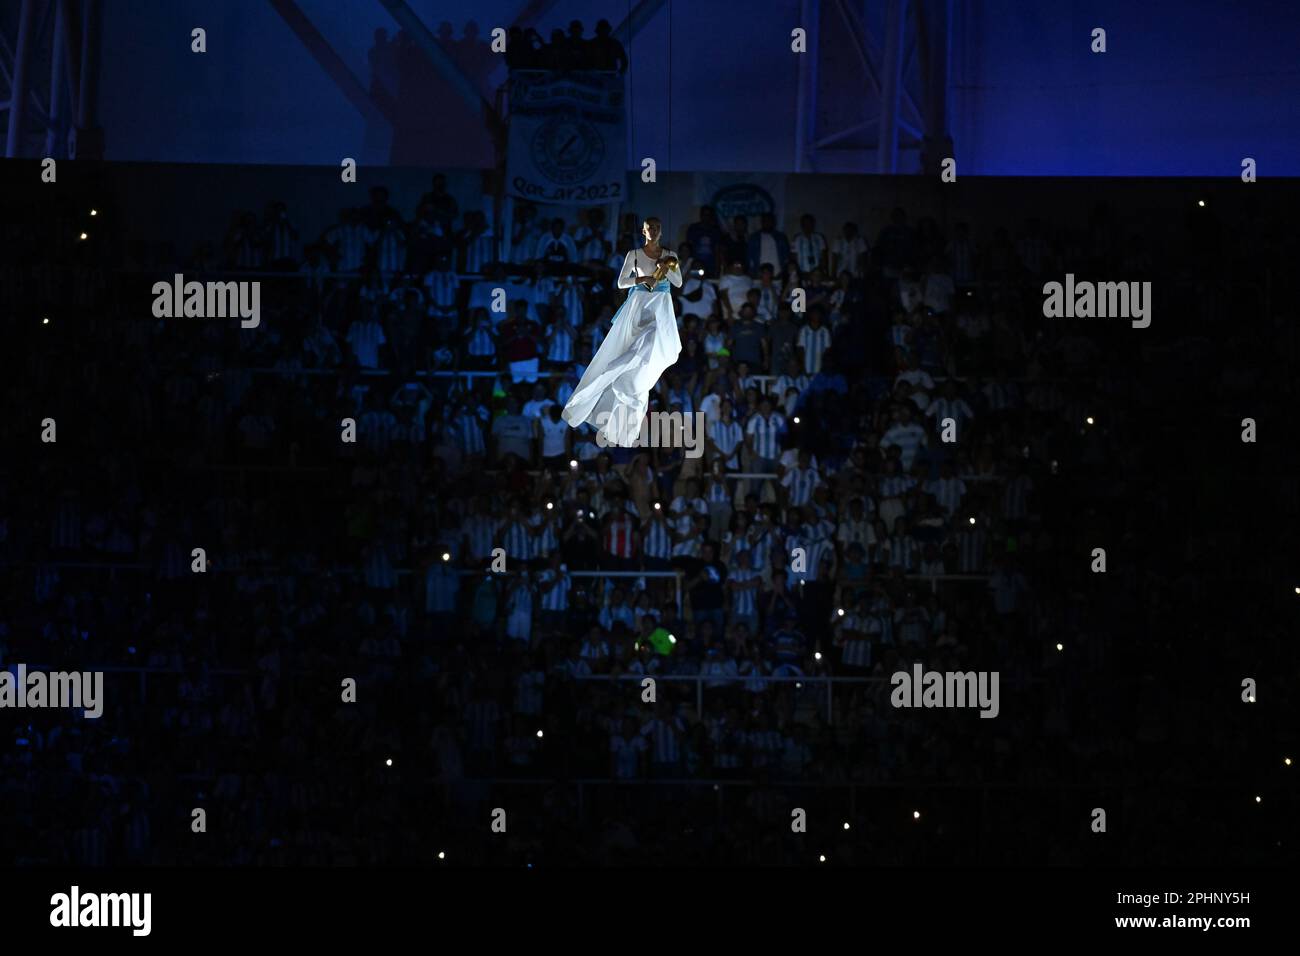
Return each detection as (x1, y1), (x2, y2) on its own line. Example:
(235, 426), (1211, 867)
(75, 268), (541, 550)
(537, 569), (571, 611)
(782, 467), (820, 506)
(881, 423), (928, 471)
(798, 325), (832, 374)
(746, 412), (785, 460)
(642, 519), (672, 559)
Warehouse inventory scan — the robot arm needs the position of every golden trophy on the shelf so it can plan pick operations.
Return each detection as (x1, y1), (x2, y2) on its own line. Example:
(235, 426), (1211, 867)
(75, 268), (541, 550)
(649, 254), (679, 284)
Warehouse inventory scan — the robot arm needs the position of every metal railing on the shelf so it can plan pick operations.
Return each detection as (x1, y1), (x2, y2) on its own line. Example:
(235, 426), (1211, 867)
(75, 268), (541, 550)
(575, 672), (888, 723)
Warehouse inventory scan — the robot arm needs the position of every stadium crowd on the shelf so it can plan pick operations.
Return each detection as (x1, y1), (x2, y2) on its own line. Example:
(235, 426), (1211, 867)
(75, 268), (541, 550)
(0, 173), (1291, 865)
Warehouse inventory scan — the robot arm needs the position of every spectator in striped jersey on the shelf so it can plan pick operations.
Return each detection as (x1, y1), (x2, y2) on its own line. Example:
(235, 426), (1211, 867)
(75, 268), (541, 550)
(496, 501), (534, 564)
(876, 455), (913, 532)
(797, 307), (833, 375)
(834, 595), (874, 672)
(753, 266), (782, 322)
(451, 401), (488, 462)
(836, 496), (873, 552)
(510, 203), (545, 265)
(780, 450), (820, 508)
(639, 506), (673, 570)
(367, 213), (408, 276)
(574, 207), (612, 264)
(423, 253), (459, 313)
(744, 395), (785, 472)
(610, 717), (647, 779)
(793, 214), (828, 275)
(773, 357), (810, 406)
(458, 209), (495, 274)
(924, 461), (968, 519)
(880, 404), (929, 472)
(701, 641), (740, 689)
(926, 380), (976, 438)
(668, 480), (708, 535)
(708, 401), (744, 471)
(504, 573), (534, 644)
(640, 713), (684, 776)
(262, 201), (300, 270)
(358, 390), (398, 457)
(726, 549), (761, 636)
(1002, 461), (1035, 526)
(953, 512), (988, 572)
(324, 208), (367, 273)
(832, 221), (869, 278)
(598, 587), (636, 632)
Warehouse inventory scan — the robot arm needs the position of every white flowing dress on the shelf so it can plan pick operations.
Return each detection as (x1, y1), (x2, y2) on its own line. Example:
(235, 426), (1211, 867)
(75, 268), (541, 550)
(562, 247), (683, 446)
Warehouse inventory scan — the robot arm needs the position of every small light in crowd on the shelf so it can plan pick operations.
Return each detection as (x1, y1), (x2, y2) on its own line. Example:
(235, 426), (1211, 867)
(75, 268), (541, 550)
(79, 232), (88, 240)
(1055, 643), (1064, 652)
(42, 317), (49, 325)
(968, 516), (976, 525)
(438, 851), (446, 860)
(1255, 795), (1261, 803)
(818, 854), (826, 863)
(1284, 757), (1292, 766)
(536, 730), (544, 738)
(90, 209), (97, 216)
(442, 552), (450, 562)
(1085, 416), (1094, 426)
(569, 459), (578, 469)
(654, 502), (661, 510)
(814, 651), (822, 661)
(837, 608), (845, 617)
(546, 501), (553, 510)
(796, 682), (803, 689)
(1294, 587), (1299, 595)
(668, 634), (677, 644)
(385, 758), (393, 767)
(1198, 199), (1206, 207)
(792, 416), (801, 424)
(842, 822), (851, 830)
(912, 810), (921, 820)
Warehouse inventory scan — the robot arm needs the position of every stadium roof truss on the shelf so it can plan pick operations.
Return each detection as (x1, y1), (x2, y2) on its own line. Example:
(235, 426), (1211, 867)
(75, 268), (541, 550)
(796, 0), (954, 174)
(2, 0), (103, 160)
(270, 0), (666, 147)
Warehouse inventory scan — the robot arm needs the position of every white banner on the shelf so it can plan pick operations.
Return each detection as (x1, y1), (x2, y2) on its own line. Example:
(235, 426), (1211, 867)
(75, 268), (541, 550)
(507, 72), (628, 207)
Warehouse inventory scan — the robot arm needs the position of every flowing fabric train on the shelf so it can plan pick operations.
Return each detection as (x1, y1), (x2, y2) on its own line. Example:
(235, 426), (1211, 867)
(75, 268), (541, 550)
(561, 281), (681, 446)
